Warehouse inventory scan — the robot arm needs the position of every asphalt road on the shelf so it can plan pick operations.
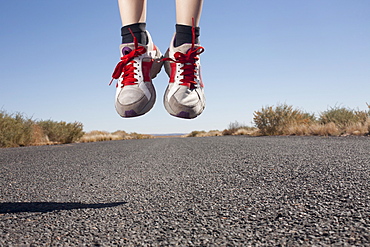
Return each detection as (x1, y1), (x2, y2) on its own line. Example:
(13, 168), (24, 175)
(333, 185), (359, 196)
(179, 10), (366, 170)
(0, 136), (369, 246)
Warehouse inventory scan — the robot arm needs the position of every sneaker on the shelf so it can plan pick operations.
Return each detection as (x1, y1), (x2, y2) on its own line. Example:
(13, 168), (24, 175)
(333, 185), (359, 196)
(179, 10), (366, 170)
(163, 34), (205, 119)
(110, 31), (163, 118)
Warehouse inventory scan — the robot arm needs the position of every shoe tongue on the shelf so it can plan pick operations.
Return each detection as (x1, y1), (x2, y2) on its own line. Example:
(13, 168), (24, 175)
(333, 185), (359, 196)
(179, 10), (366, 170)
(176, 43), (193, 52)
(174, 43), (201, 54)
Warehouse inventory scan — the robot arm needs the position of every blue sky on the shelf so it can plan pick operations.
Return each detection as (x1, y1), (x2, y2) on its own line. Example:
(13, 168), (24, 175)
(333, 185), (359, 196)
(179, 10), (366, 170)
(1, 1), (369, 134)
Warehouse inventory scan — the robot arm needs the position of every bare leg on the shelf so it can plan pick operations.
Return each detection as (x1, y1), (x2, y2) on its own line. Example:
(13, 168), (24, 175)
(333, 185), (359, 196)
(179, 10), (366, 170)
(176, 0), (203, 26)
(118, 0), (147, 44)
(118, 0), (147, 26)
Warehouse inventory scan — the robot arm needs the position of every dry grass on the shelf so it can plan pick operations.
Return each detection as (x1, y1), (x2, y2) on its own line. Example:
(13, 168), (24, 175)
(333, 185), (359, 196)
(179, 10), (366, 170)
(186, 104), (370, 138)
(190, 121), (369, 138)
(31, 124), (53, 145)
(0, 110), (156, 148)
(3, 103), (369, 147)
(79, 130), (153, 143)
(79, 131), (118, 143)
(185, 130), (221, 137)
(343, 120), (370, 136)
(284, 122), (340, 136)
(195, 130), (223, 137)
(232, 128), (259, 136)
(185, 127), (258, 138)
(259, 121), (370, 137)
(0, 110), (84, 148)
(285, 124), (312, 136)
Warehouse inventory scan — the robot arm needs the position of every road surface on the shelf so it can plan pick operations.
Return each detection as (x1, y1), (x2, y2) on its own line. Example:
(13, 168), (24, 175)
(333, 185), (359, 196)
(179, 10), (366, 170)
(0, 136), (369, 246)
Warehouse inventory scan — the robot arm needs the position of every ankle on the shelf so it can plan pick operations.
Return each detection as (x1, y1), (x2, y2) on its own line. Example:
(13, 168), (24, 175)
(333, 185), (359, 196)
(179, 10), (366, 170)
(174, 24), (200, 47)
(121, 23), (148, 45)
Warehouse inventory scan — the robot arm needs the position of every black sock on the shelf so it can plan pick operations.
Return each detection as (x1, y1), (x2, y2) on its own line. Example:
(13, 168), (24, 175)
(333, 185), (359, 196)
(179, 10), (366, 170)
(175, 24), (200, 47)
(121, 23), (148, 44)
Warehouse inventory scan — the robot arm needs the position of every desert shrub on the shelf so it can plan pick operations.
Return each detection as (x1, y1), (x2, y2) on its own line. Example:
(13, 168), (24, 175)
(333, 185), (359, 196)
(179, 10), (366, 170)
(222, 129), (233, 136)
(319, 106), (369, 128)
(37, 120), (84, 144)
(187, 130), (206, 137)
(253, 103), (315, 135)
(0, 111), (34, 147)
(1, 110), (85, 147)
(31, 124), (49, 144)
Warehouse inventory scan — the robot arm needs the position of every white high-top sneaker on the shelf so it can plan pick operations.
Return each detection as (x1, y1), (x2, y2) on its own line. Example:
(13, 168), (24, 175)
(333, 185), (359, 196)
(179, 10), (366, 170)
(110, 31), (163, 118)
(163, 35), (205, 119)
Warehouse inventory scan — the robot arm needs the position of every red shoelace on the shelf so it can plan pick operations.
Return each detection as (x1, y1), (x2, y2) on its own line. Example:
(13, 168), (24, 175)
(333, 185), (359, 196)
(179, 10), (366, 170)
(164, 47), (204, 89)
(164, 19), (204, 89)
(109, 35), (146, 87)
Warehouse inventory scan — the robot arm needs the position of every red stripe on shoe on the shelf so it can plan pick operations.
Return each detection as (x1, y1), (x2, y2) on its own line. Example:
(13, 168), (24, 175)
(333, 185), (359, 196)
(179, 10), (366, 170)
(142, 61), (153, 82)
(169, 63), (177, 83)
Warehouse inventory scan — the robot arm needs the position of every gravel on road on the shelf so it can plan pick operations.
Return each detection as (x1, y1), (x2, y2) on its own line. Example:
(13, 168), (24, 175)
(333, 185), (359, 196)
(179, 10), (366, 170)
(0, 136), (369, 246)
